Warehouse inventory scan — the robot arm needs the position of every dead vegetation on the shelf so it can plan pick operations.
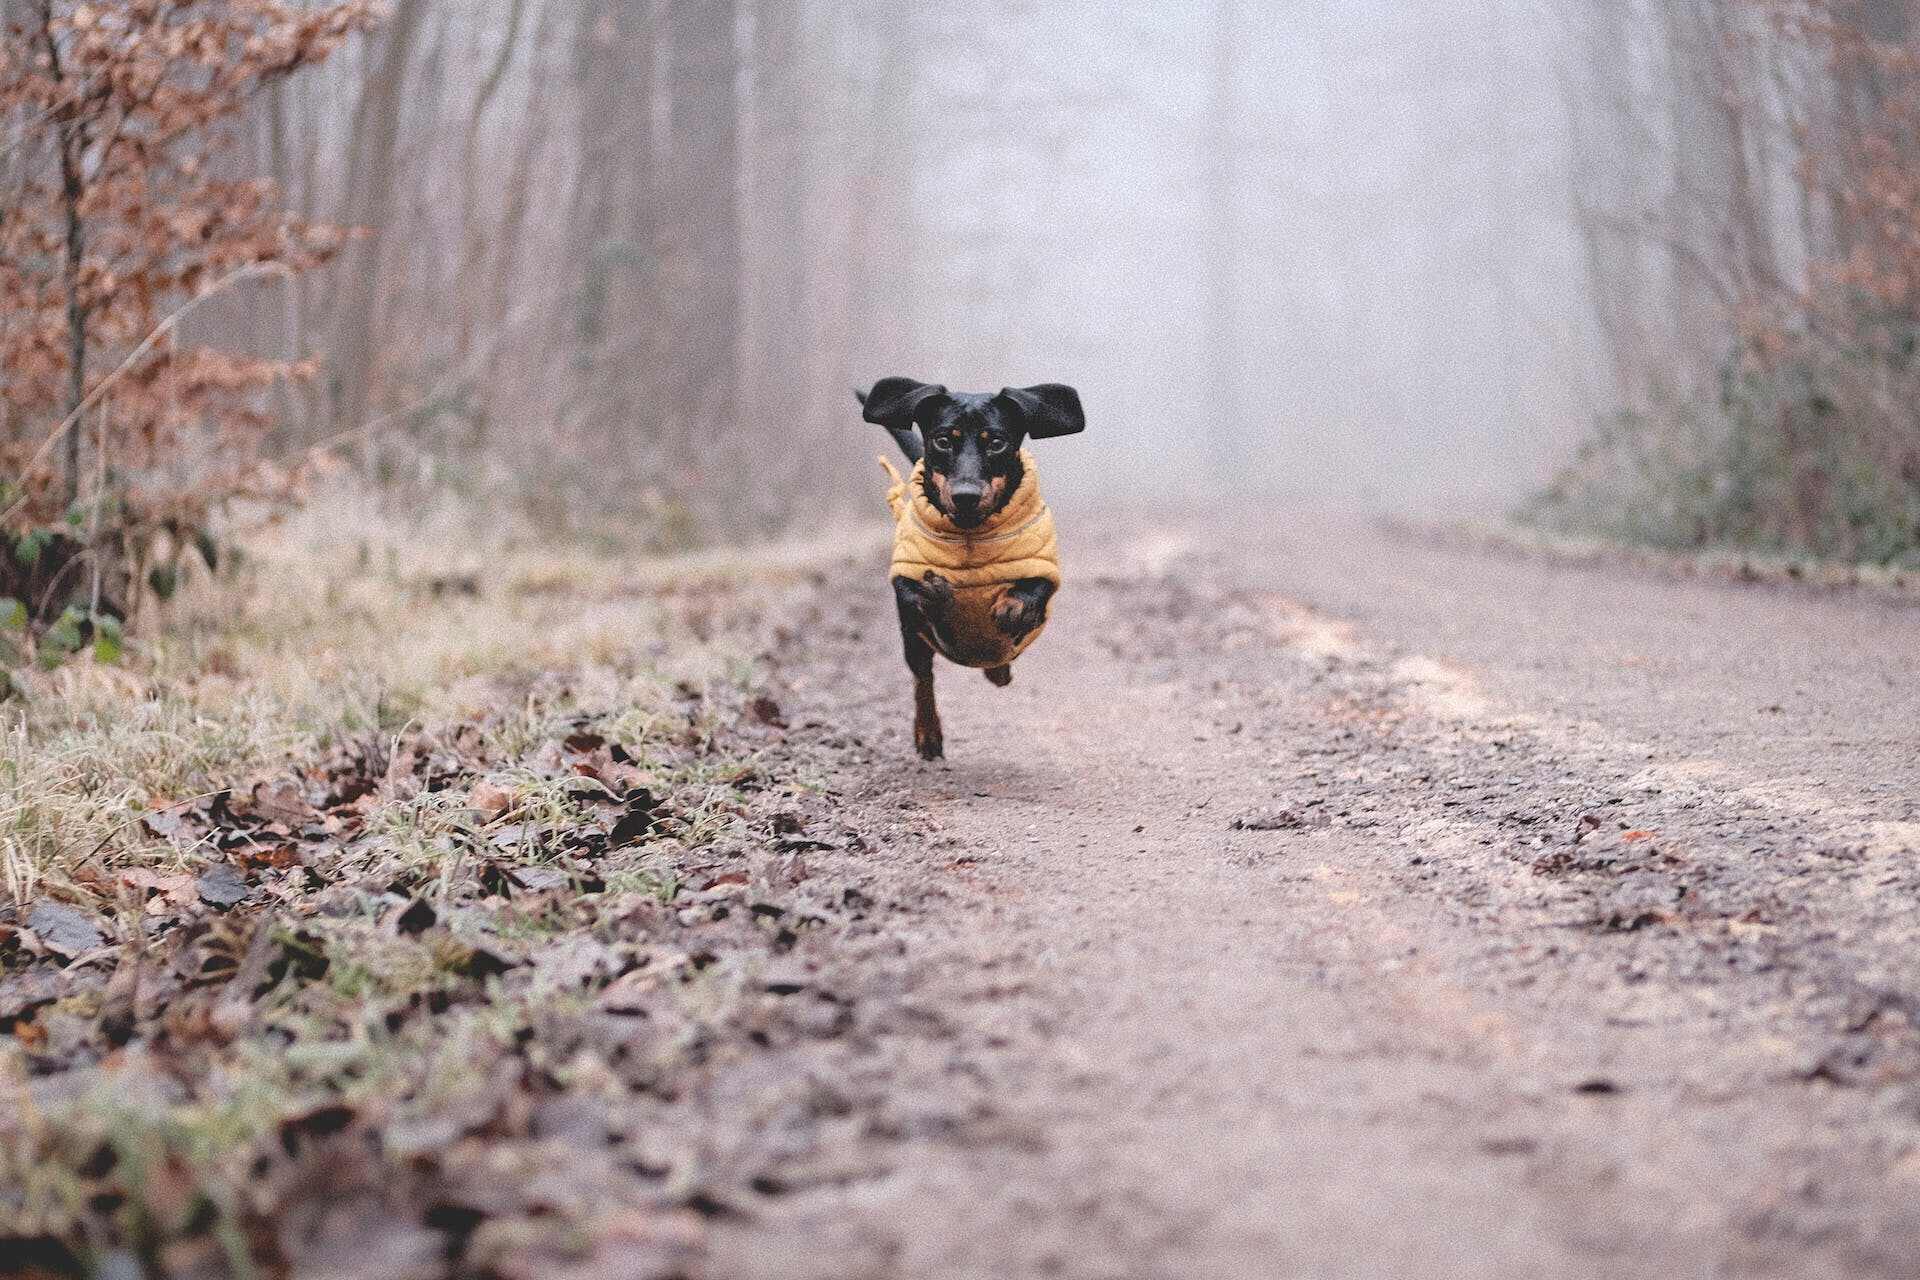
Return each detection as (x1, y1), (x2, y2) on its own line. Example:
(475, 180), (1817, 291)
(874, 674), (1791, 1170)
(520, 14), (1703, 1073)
(0, 493), (892, 1278)
(1542, 1), (1920, 565)
(0, 1), (379, 641)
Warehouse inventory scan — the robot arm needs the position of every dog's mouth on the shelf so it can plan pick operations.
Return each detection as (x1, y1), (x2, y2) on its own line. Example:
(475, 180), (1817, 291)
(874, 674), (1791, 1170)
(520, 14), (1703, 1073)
(928, 473), (1007, 529)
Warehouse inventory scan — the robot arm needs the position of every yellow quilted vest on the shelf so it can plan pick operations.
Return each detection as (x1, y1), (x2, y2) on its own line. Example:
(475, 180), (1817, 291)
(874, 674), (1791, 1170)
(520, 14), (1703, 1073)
(879, 449), (1062, 668)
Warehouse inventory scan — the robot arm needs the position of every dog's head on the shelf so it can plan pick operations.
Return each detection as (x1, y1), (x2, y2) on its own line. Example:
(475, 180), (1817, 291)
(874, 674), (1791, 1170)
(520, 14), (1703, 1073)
(859, 378), (1084, 529)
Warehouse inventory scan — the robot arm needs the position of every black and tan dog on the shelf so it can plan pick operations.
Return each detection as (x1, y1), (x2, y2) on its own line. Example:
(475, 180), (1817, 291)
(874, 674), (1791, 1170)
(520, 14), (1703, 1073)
(858, 377), (1085, 759)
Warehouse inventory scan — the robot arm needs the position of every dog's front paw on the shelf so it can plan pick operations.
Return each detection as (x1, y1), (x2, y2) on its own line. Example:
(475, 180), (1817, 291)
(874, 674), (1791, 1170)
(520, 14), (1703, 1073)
(918, 571), (956, 616)
(992, 593), (1041, 636)
(914, 718), (944, 760)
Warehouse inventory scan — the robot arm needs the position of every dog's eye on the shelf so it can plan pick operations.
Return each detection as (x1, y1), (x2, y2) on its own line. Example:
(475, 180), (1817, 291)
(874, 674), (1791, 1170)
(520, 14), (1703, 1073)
(986, 437), (1009, 455)
(930, 435), (954, 453)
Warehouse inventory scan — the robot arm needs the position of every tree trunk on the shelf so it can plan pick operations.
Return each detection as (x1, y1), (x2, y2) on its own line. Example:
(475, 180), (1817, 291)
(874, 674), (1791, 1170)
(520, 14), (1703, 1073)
(563, 0), (658, 465)
(850, 1), (919, 375)
(1204, 0), (1240, 487)
(745, 0), (809, 450)
(453, 0), (529, 365)
(38, 0), (90, 508)
(327, 0), (426, 450)
(659, 0), (742, 504)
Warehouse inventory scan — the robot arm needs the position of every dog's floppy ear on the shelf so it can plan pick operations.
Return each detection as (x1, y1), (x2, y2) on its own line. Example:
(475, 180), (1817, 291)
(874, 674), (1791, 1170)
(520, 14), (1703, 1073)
(995, 383), (1085, 439)
(859, 377), (948, 429)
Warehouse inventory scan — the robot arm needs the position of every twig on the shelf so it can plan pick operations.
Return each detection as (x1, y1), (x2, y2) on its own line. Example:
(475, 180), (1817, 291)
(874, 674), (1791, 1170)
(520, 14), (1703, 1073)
(33, 543), (93, 621)
(0, 68), (106, 163)
(87, 397), (107, 617)
(262, 295), (536, 473)
(67, 788), (231, 873)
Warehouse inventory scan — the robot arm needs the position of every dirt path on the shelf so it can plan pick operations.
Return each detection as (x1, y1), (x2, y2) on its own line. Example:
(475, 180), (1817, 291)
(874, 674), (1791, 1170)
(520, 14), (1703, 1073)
(13, 511), (1917, 1278)
(707, 512), (1920, 1279)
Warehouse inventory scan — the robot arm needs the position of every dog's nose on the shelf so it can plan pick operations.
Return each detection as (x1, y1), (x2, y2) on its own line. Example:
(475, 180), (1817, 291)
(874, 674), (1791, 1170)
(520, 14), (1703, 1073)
(950, 484), (984, 514)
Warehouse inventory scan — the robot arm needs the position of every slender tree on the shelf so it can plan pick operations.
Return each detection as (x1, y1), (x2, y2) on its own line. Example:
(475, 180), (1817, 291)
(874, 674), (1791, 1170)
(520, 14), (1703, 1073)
(657, 0), (742, 500)
(327, 0), (426, 444)
(0, 0), (375, 619)
(1204, 0), (1242, 485)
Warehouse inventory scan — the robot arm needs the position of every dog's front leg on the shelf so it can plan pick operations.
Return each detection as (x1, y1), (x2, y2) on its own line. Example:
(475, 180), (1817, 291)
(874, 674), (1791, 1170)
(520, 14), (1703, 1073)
(893, 575), (945, 760)
(991, 578), (1056, 638)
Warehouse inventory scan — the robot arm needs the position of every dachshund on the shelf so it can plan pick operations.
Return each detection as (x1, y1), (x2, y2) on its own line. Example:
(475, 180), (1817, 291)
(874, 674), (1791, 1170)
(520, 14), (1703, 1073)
(858, 378), (1085, 759)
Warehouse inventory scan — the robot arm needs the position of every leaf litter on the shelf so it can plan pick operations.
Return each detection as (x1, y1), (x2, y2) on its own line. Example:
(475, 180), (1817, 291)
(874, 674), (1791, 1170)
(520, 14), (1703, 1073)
(0, 554), (965, 1280)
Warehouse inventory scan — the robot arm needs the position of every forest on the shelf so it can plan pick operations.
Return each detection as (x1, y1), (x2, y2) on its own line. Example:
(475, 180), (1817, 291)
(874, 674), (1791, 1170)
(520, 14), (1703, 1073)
(4, 3), (1920, 1279)
(3, 1), (1918, 595)
(1551, 0), (1920, 561)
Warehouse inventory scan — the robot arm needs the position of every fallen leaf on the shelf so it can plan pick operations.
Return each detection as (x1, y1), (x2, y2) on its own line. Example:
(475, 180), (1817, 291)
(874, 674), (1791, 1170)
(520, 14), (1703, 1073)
(211, 924), (276, 1036)
(609, 790), (664, 847)
(470, 781), (515, 821)
(565, 744), (651, 794)
(249, 776), (314, 825)
(142, 806), (193, 840)
(510, 867), (569, 893)
(240, 843), (303, 870)
(0, 966), (68, 1022)
(121, 867), (198, 906)
(391, 897), (438, 935)
(26, 902), (106, 958)
(456, 945), (517, 980)
(197, 863), (250, 908)
(100, 946), (146, 1045)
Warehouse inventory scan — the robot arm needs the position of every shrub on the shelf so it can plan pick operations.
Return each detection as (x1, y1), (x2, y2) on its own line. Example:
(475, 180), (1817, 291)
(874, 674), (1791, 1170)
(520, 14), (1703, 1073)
(0, 0), (377, 648)
(1529, 324), (1920, 566)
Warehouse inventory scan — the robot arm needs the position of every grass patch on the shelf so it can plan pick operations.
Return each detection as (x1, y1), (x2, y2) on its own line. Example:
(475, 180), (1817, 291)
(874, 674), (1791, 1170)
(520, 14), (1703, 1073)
(0, 485), (871, 1276)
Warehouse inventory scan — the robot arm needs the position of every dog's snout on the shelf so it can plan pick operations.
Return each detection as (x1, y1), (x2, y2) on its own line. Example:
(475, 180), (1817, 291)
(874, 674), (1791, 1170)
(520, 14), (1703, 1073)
(950, 482), (985, 512)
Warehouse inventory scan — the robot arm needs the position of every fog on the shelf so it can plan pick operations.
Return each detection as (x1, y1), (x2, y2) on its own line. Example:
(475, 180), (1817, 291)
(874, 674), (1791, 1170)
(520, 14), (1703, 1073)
(871, 2), (1589, 511)
(175, 0), (1821, 535)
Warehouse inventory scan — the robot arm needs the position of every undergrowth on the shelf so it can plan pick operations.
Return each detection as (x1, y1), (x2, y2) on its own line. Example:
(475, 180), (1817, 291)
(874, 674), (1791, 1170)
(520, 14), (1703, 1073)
(1527, 333), (1920, 568)
(0, 484), (866, 1276)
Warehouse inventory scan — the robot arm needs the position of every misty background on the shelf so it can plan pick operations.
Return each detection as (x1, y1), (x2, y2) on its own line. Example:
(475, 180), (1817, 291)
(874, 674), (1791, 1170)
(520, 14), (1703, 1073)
(85, 0), (1888, 555)
(212, 0), (1622, 527)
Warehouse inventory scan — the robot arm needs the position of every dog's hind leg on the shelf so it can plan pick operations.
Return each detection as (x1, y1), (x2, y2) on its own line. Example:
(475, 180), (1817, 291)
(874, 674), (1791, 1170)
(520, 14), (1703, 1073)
(893, 577), (944, 760)
(911, 652), (942, 759)
(983, 664), (1013, 687)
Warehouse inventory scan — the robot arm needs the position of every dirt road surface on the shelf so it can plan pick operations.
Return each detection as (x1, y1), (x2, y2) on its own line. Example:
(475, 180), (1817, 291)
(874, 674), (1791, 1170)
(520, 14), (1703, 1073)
(706, 510), (1920, 1280)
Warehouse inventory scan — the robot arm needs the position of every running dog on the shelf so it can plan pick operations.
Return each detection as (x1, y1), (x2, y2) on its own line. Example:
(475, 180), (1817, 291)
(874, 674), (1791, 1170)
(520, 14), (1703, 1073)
(858, 377), (1085, 760)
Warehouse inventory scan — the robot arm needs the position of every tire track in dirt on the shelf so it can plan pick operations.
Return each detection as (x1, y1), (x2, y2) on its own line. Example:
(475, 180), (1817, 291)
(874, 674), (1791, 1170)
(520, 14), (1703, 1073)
(1221, 578), (1920, 1277)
